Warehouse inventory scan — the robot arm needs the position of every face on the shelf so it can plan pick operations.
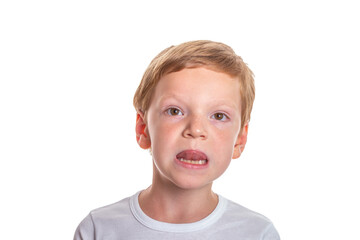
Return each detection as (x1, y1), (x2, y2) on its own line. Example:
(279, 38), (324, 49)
(136, 67), (248, 191)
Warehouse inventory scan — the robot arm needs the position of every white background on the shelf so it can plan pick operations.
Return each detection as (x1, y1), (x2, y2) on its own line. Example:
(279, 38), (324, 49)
(1, 0), (359, 239)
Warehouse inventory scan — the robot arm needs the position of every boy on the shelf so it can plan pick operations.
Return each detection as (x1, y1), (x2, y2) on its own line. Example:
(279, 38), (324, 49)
(74, 40), (280, 239)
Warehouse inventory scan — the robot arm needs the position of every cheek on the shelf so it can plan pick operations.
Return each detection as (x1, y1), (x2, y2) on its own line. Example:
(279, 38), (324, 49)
(212, 129), (238, 155)
(149, 122), (178, 150)
(214, 127), (237, 144)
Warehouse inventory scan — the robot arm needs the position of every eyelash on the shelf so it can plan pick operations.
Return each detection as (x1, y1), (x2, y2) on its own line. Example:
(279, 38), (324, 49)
(166, 107), (183, 116)
(165, 108), (229, 121)
(211, 112), (229, 121)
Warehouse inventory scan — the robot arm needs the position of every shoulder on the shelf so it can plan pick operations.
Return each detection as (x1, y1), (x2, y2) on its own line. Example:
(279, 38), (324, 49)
(73, 196), (132, 240)
(218, 197), (280, 240)
(224, 198), (272, 223)
(89, 196), (131, 221)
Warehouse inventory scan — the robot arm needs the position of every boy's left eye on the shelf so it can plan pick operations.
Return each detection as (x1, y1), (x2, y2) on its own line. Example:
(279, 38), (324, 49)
(211, 113), (229, 121)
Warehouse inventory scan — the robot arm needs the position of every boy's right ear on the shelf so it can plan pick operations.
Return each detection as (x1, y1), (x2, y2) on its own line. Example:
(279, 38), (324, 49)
(136, 112), (151, 149)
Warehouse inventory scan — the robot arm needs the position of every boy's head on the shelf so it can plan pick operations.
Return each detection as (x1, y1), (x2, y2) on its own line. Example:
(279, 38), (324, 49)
(133, 40), (255, 189)
(133, 40), (255, 131)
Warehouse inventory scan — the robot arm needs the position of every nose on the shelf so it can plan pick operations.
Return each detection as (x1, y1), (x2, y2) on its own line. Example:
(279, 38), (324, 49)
(182, 115), (208, 140)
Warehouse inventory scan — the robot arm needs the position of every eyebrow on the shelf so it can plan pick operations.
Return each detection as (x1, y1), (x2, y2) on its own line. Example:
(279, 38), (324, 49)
(158, 94), (240, 112)
(157, 93), (188, 104)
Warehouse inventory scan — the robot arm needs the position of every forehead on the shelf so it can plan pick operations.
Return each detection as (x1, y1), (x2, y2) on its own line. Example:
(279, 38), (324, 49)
(152, 67), (241, 109)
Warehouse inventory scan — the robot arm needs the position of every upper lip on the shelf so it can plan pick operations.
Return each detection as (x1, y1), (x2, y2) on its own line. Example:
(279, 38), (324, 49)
(176, 149), (208, 161)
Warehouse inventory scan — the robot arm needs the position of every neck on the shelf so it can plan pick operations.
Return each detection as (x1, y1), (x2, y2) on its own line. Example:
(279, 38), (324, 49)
(138, 173), (218, 223)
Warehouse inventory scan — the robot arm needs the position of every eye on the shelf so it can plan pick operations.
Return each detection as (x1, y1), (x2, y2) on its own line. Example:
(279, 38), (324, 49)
(166, 107), (183, 116)
(212, 112), (229, 121)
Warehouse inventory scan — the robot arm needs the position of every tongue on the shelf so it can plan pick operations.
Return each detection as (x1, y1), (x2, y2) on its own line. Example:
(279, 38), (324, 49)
(176, 150), (207, 160)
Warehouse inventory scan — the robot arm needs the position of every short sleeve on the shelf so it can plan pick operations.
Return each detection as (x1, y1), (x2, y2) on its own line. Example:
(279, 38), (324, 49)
(262, 223), (280, 240)
(73, 214), (95, 240)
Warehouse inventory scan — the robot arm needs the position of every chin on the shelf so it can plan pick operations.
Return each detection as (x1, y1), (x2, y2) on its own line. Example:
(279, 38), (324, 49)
(170, 177), (213, 191)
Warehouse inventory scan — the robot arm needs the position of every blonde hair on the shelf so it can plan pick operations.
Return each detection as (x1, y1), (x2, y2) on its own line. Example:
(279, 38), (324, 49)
(133, 40), (255, 130)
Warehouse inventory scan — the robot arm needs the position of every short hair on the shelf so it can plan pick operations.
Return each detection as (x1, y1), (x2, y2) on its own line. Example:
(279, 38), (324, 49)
(133, 40), (255, 130)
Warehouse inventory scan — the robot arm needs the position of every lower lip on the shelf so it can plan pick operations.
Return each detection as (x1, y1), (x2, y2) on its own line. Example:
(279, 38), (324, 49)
(175, 157), (209, 169)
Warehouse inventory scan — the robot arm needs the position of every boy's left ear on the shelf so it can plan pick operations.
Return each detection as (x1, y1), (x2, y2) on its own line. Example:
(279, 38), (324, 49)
(232, 123), (249, 159)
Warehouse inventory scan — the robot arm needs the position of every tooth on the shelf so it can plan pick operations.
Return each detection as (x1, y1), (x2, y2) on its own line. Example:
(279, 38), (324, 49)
(179, 158), (206, 164)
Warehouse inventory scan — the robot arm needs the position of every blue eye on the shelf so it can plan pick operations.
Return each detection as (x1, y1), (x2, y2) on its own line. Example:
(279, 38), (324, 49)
(166, 108), (183, 116)
(212, 113), (229, 121)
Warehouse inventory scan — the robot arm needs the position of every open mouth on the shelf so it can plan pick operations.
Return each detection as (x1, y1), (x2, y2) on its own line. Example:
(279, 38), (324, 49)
(176, 150), (208, 165)
(178, 159), (207, 165)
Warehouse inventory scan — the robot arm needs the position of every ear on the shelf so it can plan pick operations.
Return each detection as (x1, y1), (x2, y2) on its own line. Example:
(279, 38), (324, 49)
(232, 122), (249, 159)
(135, 111), (151, 149)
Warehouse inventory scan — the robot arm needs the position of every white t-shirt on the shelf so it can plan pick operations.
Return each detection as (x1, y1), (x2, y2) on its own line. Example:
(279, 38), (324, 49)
(74, 192), (280, 240)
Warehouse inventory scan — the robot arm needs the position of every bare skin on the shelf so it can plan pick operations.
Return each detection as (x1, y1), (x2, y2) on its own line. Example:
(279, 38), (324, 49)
(135, 67), (248, 224)
(138, 167), (218, 223)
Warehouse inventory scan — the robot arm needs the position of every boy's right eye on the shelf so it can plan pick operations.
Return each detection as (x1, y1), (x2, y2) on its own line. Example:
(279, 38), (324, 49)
(166, 108), (183, 116)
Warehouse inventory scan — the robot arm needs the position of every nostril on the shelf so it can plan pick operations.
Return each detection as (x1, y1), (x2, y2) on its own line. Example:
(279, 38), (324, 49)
(183, 129), (207, 139)
(182, 117), (208, 139)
